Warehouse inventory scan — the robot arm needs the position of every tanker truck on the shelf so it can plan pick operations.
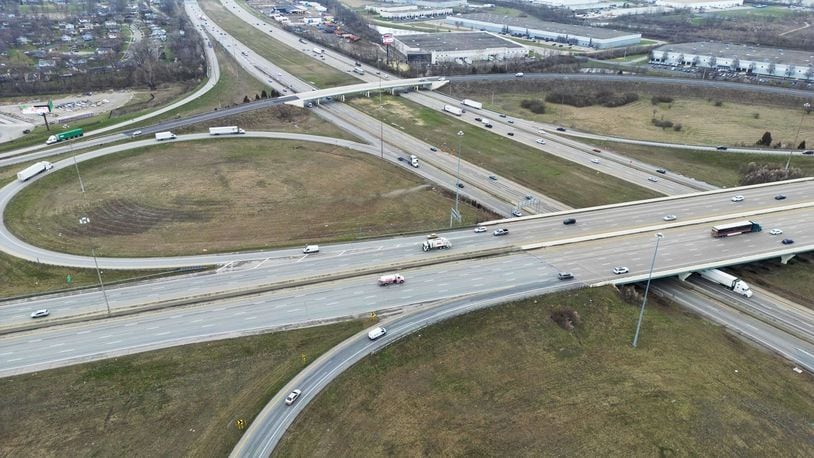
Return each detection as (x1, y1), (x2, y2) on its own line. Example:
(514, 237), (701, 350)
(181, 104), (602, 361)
(378, 273), (405, 286)
(422, 237), (451, 252)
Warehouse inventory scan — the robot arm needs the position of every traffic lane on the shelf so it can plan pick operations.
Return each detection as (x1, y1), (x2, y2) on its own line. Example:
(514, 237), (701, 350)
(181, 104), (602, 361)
(655, 280), (814, 373)
(689, 279), (814, 342)
(536, 208), (814, 281)
(0, 252), (560, 377)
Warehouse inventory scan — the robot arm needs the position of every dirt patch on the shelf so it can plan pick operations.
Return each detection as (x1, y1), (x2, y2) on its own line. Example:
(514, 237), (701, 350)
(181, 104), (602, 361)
(62, 199), (210, 237)
(381, 184), (431, 198)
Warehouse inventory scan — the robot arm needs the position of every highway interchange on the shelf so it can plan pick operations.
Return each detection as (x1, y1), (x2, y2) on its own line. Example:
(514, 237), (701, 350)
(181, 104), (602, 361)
(1, 0), (813, 455)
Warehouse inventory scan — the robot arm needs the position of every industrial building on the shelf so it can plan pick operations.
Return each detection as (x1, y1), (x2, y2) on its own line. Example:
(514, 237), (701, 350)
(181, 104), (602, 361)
(651, 42), (814, 80)
(365, 5), (453, 20)
(444, 13), (641, 49)
(655, 0), (743, 10)
(392, 32), (528, 64)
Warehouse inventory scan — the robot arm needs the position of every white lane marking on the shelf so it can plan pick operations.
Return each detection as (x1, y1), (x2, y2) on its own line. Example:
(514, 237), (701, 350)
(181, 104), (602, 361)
(201, 324), (215, 328)
(97, 335), (112, 340)
(48, 343), (65, 348)
(296, 255), (308, 263)
(191, 319), (203, 323)
(287, 308), (303, 313)
(27, 339), (42, 343)
(7, 358), (22, 362)
(253, 258), (271, 269)
(76, 330), (91, 335)
(156, 332), (170, 336)
(124, 322), (139, 327)
(244, 316), (257, 320)
(0, 352), (13, 356)
(146, 327), (159, 331)
(107, 340), (121, 345)
(59, 349), (75, 354)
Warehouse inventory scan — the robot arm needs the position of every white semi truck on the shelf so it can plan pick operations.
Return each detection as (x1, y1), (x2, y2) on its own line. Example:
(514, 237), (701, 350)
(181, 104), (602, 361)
(17, 161), (54, 182)
(699, 269), (753, 298)
(378, 273), (405, 286)
(422, 237), (451, 252)
(209, 126), (246, 135)
(155, 131), (177, 141)
(410, 154), (419, 168)
(443, 105), (463, 116)
(462, 99), (482, 109)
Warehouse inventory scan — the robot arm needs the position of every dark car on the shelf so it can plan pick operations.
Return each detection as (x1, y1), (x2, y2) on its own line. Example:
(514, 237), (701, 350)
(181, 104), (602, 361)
(484, 124), (493, 128)
(507, 132), (514, 136)
(656, 168), (667, 174)
(499, 113), (507, 118)
(457, 183), (464, 189)
(397, 157), (404, 162)
(430, 147), (437, 152)
(556, 127), (566, 132)
(592, 148), (601, 153)
(774, 194), (787, 200)
(488, 175), (498, 180)
(563, 218), (576, 225)
(475, 117), (482, 122)
(803, 150), (814, 155)
(716, 146), (728, 151)
(781, 238), (795, 245)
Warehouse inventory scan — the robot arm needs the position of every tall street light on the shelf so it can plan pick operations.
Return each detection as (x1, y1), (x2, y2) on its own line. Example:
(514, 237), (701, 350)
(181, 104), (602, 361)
(449, 131), (464, 228)
(632, 232), (664, 348)
(80, 216), (111, 316)
(786, 102), (810, 171)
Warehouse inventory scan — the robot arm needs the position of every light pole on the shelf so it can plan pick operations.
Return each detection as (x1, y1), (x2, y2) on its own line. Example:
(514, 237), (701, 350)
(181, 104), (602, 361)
(632, 232), (664, 348)
(80, 216), (111, 316)
(786, 102), (810, 171)
(450, 131), (464, 228)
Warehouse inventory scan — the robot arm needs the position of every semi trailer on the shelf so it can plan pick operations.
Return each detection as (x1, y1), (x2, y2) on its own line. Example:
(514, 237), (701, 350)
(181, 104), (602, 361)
(699, 269), (753, 297)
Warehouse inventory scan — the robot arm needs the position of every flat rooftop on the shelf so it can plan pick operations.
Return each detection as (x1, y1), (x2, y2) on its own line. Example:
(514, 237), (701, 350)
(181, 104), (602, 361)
(396, 32), (524, 51)
(657, 42), (814, 66)
(455, 12), (635, 40)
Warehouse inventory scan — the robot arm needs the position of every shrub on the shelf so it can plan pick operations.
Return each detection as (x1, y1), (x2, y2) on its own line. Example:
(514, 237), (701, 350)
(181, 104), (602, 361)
(520, 99), (546, 114)
(651, 119), (674, 129)
(673, 123), (682, 131)
(740, 163), (804, 185)
(551, 308), (581, 331)
(714, 100), (723, 107)
(651, 95), (674, 105)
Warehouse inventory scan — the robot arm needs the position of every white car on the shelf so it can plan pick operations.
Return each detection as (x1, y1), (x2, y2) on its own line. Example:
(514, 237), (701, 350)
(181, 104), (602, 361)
(512, 209), (523, 217)
(285, 389), (302, 406)
(535, 138), (546, 144)
(30, 309), (50, 319)
(647, 176), (658, 182)
(612, 266), (629, 275)
(731, 195), (744, 202)
(663, 215), (677, 221)
(590, 158), (600, 164)
(769, 228), (783, 235)
(474, 226), (487, 233)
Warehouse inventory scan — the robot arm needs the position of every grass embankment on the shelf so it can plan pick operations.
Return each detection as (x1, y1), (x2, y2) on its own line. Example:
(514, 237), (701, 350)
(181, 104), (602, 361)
(199, 0), (357, 89)
(591, 141), (814, 188)
(0, 251), (168, 298)
(465, 91), (814, 148)
(350, 95), (661, 207)
(728, 253), (814, 310)
(278, 287), (814, 455)
(5, 139), (494, 257)
(0, 320), (366, 456)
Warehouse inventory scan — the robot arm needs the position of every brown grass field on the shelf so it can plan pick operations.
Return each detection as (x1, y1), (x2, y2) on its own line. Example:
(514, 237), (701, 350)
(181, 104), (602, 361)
(5, 139), (493, 256)
(277, 287), (814, 456)
(0, 320), (365, 457)
(454, 89), (814, 149)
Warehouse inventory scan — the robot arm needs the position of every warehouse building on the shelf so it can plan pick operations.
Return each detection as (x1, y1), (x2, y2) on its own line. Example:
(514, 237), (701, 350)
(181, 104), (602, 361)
(444, 13), (641, 49)
(651, 42), (814, 80)
(392, 32), (528, 64)
(365, 5), (453, 20)
(655, 0), (743, 10)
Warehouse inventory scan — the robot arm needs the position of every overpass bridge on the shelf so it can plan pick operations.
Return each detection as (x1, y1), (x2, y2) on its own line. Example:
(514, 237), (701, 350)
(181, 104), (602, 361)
(284, 76), (449, 107)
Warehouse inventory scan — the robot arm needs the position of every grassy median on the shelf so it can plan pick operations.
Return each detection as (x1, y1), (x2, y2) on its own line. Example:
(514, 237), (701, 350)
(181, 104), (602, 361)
(277, 287), (814, 455)
(350, 95), (662, 208)
(0, 320), (366, 457)
(199, 0), (357, 89)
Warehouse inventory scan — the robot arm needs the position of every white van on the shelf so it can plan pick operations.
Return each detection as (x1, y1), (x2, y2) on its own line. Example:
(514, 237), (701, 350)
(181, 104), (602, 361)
(368, 326), (387, 340)
(303, 245), (319, 254)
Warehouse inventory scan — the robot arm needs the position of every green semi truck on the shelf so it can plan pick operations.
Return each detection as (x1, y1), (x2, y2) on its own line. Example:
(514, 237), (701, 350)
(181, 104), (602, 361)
(45, 128), (83, 145)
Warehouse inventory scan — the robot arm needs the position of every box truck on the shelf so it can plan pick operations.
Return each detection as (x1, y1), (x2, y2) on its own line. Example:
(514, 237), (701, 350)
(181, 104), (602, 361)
(443, 105), (463, 116)
(45, 128), (83, 145)
(462, 99), (482, 109)
(209, 126), (246, 135)
(155, 131), (177, 141)
(17, 161), (54, 182)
